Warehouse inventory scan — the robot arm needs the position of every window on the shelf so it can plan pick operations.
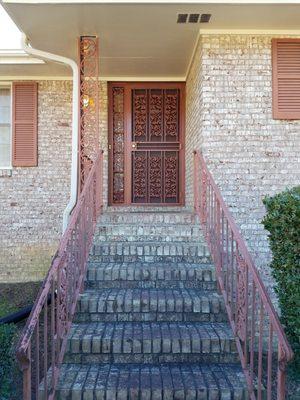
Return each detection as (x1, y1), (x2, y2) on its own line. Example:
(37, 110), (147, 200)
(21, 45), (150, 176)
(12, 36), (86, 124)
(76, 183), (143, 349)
(0, 85), (11, 168)
(272, 39), (300, 120)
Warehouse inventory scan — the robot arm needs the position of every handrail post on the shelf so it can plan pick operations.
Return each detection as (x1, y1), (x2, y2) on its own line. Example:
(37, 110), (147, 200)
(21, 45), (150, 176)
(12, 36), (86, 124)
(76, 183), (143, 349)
(93, 170), (97, 223)
(200, 156), (207, 226)
(193, 148), (293, 400)
(99, 150), (104, 213)
(23, 346), (31, 400)
(16, 150), (104, 400)
(193, 151), (199, 214)
(278, 344), (287, 400)
(215, 198), (222, 276)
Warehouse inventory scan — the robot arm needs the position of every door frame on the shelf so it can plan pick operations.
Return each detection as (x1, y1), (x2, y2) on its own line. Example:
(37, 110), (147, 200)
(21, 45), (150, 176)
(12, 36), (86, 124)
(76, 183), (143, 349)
(108, 81), (186, 206)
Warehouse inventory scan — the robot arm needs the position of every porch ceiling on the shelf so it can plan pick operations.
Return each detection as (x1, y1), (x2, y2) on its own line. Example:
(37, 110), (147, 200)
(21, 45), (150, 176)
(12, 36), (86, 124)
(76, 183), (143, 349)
(1, 2), (300, 79)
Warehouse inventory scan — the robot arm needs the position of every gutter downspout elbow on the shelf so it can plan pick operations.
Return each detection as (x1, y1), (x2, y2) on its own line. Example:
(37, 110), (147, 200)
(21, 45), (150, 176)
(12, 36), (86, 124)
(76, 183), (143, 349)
(21, 34), (79, 232)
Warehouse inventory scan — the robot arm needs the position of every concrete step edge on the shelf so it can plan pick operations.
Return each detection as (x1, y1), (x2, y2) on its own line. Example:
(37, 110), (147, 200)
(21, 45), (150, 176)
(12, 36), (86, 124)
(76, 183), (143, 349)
(52, 362), (249, 399)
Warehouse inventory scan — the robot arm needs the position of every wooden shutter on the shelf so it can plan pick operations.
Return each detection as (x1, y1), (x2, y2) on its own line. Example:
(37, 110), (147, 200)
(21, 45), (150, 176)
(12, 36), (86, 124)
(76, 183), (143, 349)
(272, 39), (300, 120)
(12, 82), (38, 166)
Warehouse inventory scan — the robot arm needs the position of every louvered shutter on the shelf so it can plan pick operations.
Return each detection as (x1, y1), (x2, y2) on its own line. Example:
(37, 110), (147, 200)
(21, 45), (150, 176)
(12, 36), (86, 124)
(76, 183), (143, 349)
(272, 39), (300, 120)
(12, 82), (38, 166)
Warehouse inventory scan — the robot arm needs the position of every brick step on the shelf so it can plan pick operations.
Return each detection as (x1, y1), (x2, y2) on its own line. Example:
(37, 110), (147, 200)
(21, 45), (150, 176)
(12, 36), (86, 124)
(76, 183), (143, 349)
(99, 212), (196, 225)
(90, 255), (212, 264)
(64, 322), (238, 364)
(94, 223), (203, 241)
(94, 236), (203, 244)
(106, 206), (192, 212)
(53, 363), (249, 400)
(90, 241), (211, 264)
(74, 289), (227, 323)
(94, 234), (203, 243)
(86, 280), (218, 290)
(85, 263), (217, 290)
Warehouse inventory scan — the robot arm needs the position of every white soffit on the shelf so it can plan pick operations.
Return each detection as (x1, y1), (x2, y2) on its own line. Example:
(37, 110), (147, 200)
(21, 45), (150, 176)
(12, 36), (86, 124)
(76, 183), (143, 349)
(0, 5), (45, 64)
(3, 1), (300, 4)
(1, 2), (300, 79)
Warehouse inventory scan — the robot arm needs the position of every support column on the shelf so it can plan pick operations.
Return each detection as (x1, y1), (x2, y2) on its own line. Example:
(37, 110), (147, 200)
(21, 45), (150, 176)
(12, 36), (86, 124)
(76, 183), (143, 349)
(78, 36), (100, 191)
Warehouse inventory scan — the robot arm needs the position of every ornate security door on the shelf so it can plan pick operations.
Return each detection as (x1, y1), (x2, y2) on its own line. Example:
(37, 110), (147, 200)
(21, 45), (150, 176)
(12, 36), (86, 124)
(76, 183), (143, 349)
(108, 82), (185, 205)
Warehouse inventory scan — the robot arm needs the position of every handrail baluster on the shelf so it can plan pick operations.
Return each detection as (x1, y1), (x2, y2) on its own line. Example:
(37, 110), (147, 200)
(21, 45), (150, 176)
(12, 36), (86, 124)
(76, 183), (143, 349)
(193, 150), (293, 400)
(16, 150), (104, 399)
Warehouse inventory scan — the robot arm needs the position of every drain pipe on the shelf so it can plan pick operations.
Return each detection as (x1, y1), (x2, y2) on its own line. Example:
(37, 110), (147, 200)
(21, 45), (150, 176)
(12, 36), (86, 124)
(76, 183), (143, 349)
(21, 34), (79, 232)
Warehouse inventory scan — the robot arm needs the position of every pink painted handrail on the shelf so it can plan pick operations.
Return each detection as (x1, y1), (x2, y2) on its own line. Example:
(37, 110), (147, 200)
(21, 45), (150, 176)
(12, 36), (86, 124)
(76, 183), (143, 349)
(16, 149), (104, 400)
(193, 150), (293, 400)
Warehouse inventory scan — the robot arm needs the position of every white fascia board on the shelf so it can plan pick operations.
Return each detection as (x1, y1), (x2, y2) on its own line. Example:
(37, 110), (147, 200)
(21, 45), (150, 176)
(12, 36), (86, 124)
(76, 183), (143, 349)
(0, 57), (45, 64)
(3, 0), (300, 3)
(0, 75), (186, 81)
(103, 76), (186, 81)
(0, 75), (71, 80)
(200, 29), (300, 34)
(0, 50), (45, 63)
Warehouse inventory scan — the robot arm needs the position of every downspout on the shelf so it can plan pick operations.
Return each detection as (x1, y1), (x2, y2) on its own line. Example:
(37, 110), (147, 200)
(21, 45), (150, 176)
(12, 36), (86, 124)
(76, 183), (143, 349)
(21, 34), (79, 232)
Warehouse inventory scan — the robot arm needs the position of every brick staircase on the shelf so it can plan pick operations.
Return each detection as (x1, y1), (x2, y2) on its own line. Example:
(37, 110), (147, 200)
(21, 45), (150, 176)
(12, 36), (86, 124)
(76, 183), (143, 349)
(55, 210), (249, 399)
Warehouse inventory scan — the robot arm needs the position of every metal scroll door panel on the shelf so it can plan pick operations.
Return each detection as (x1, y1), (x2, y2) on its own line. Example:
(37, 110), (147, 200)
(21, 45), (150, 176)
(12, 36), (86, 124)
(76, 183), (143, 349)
(131, 87), (183, 204)
(109, 83), (185, 205)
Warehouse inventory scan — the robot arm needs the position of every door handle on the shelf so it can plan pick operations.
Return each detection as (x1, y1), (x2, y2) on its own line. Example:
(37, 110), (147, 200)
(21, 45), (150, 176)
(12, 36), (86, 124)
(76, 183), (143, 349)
(132, 142), (137, 149)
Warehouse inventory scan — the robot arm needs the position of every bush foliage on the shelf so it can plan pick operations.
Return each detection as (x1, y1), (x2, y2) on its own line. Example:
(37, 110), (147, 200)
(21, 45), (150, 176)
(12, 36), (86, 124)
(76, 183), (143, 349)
(0, 323), (17, 399)
(262, 186), (300, 372)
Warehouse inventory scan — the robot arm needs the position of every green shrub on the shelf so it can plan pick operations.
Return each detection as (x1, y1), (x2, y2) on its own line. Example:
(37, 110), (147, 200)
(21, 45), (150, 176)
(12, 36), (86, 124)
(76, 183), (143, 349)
(262, 186), (300, 374)
(0, 323), (17, 399)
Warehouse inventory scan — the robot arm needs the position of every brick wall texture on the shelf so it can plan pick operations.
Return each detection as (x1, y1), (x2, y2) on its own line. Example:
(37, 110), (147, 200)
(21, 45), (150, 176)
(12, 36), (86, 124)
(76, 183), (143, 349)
(0, 80), (108, 282)
(186, 34), (300, 289)
(1, 34), (300, 285)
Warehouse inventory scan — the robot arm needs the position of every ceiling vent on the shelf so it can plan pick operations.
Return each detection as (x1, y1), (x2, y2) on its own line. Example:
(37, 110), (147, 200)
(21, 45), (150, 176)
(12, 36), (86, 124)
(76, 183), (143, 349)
(177, 14), (188, 23)
(200, 14), (212, 23)
(177, 13), (211, 24)
(188, 14), (200, 23)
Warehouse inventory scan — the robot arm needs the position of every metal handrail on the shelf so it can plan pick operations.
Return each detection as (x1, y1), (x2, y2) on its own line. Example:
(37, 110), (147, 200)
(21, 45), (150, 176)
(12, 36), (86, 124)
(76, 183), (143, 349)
(193, 150), (293, 400)
(16, 149), (104, 400)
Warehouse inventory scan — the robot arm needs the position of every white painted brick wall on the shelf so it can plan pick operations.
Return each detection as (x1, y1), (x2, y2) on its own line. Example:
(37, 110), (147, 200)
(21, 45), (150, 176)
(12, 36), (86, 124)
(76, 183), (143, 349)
(2, 35), (300, 287)
(0, 80), (108, 282)
(186, 34), (300, 290)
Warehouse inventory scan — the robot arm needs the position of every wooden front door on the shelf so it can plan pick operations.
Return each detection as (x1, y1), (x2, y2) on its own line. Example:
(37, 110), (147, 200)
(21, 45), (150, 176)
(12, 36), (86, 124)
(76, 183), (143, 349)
(108, 82), (185, 205)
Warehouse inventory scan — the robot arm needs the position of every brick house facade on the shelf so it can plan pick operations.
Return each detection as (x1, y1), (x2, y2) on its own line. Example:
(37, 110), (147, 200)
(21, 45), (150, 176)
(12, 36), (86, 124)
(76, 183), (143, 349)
(0, 80), (108, 281)
(186, 34), (300, 289)
(1, 3), (299, 398)
(1, 34), (299, 288)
